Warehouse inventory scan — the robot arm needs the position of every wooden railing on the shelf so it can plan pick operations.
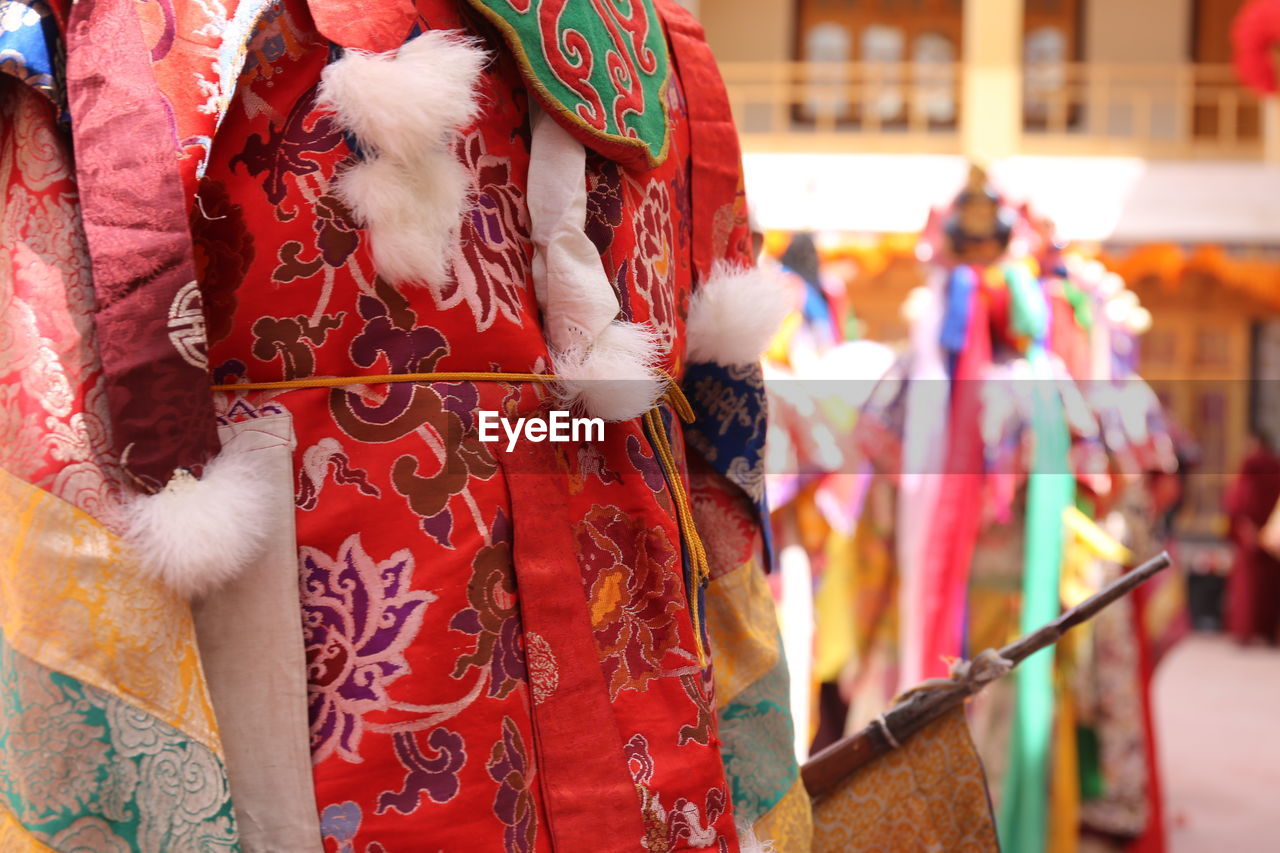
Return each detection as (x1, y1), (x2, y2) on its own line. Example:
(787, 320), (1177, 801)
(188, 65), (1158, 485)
(718, 61), (964, 153)
(1021, 62), (1263, 158)
(718, 60), (1266, 159)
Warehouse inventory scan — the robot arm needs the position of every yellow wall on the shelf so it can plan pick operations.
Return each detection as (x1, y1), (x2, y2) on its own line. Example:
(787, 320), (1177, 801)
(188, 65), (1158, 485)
(962, 0), (1024, 160)
(699, 0), (793, 63)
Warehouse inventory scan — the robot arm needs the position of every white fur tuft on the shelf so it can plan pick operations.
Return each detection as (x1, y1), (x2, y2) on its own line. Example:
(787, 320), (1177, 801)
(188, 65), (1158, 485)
(316, 32), (487, 163)
(550, 321), (665, 422)
(736, 821), (776, 853)
(124, 449), (278, 599)
(685, 262), (789, 367)
(318, 31), (487, 287)
(333, 154), (470, 286)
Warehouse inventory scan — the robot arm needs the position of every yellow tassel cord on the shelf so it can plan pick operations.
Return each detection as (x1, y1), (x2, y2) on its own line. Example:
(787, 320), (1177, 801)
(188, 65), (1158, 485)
(211, 371), (553, 392)
(642, 404), (711, 667)
(212, 370), (712, 664)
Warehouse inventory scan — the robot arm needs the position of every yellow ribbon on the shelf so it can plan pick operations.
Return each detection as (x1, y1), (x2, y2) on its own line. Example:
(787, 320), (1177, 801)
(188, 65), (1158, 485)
(1061, 505), (1133, 565)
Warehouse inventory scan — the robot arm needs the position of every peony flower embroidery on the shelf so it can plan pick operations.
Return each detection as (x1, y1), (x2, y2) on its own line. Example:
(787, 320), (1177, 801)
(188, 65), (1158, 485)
(575, 505), (683, 698)
(301, 535), (435, 764)
(449, 511), (526, 699)
(630, 179), (677, 349)
(487, 717), (537, 853)
(437, 130), (530, 332)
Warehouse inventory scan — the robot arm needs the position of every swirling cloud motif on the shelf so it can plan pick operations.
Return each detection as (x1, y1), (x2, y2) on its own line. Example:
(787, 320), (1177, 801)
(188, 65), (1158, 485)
(376, 729), (466, 814)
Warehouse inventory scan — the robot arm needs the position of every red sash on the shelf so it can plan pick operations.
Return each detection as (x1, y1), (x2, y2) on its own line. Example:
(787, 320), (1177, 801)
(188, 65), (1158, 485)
(655, 0), (743, 284)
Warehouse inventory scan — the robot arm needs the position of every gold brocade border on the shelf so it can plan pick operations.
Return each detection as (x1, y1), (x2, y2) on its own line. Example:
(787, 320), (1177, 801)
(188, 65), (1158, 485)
(0, 467), (222, 754)
(811, 708), (998, 852)
(0, 804), (54, 853)
(704, 557), (780, 702)
(752, 778), (814, 853)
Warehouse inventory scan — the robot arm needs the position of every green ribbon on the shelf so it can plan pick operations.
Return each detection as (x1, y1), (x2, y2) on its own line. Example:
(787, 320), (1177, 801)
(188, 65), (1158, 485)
(998, 266), (1076, 852)
(1062, 278), (1094, 332)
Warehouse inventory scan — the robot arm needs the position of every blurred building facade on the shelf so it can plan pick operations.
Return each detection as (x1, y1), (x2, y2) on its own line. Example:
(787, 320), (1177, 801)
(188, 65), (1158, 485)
(695, 0), (1280, 536)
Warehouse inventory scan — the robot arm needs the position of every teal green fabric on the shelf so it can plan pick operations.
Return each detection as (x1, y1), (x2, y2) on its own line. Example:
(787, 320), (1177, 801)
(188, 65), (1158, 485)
(464, 0), (672, 165)
(1062, 279), (1093, 332)
(996, 265), (1074, 851)
(716, 646), (799, 824)
(998, 343), (1075, 853)
(1006, 262), (1049, 342)
(0, 636), (240, 850)
(1076, 725), (1104, 800)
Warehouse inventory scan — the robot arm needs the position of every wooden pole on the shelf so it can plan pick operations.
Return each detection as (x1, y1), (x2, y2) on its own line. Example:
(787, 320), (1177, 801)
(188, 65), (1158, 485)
(802, 550), (1173, 800)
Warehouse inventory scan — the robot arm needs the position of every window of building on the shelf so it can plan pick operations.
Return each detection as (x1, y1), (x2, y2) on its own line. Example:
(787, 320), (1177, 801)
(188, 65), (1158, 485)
(803, 22), (854, 121)
(1024, 26), (1067, 122)
(913, 31), (957, 124)
(862, 25), (906, 120)
(805, 20), (851, 64)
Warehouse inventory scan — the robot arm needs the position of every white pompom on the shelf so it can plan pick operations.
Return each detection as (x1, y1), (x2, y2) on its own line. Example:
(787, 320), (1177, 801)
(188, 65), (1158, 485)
(318, 30), (487, 288)
(124, 449), (279, 599)
(317, 32), (487, 163)
(550, 321), (665, 422)
(333, 154), (470, 286)
(685, 262), (789, 367)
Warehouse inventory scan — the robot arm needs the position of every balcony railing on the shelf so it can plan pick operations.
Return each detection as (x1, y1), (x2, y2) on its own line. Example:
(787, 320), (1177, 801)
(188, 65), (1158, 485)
(719, 60), (1266, 159)
(719, 61), (963, 153)
(1022, 62), (1263, 158)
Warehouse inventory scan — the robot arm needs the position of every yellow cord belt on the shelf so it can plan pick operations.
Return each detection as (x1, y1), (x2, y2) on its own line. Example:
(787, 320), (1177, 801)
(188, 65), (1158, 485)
(213, 370), (712, 664)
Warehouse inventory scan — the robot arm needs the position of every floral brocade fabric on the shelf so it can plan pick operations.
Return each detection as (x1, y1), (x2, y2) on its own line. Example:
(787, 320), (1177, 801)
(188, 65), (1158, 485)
(191, 0), (756, 850)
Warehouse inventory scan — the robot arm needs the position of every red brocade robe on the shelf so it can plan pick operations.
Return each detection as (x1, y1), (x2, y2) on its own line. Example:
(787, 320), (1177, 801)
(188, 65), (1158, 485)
(0, 0), (809, 850)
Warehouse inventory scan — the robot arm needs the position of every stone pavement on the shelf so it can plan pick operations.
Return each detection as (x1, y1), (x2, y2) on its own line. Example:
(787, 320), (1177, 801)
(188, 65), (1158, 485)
(1154, 633), (1280, 851)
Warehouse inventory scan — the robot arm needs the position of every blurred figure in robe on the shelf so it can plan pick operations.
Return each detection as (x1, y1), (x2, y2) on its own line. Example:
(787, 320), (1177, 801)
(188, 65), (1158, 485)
(1225, 429), (1280, 644)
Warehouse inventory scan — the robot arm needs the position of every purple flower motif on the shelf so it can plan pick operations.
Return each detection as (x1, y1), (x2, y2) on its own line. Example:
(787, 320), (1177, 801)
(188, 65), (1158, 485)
(585, 153), (623, 254)
(435, 381), (481, 432)
(437, 131), (530, 331)
(487, 717), (537, 853)
(626, 433), (667, 494)
(301, 535), (436, 764)
(343, 297), (450, 428)
(230, 84), (342, 206)
(422, 508), (454, 549)
(449, 511), (526, 699)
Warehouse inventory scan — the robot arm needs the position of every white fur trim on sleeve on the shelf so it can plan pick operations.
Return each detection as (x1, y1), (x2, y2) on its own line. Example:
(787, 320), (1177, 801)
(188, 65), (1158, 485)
(317, 31), (487, 287)
(124, 448), (279, 599)
(316, 33), (486, 162)
(332, 154), (470, 287)
(685, 262), (789, 367)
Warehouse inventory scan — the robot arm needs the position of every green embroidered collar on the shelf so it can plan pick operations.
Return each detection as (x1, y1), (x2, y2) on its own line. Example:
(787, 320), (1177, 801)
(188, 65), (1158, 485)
(466, 0), (672, 168)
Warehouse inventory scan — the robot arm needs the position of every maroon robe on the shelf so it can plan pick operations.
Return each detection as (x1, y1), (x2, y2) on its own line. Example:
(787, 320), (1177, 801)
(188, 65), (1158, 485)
(1226, 446), (1280, 643)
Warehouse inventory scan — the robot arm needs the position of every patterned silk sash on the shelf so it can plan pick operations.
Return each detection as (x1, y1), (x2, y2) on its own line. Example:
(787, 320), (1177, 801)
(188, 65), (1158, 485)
(65, 0), (220, 490)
